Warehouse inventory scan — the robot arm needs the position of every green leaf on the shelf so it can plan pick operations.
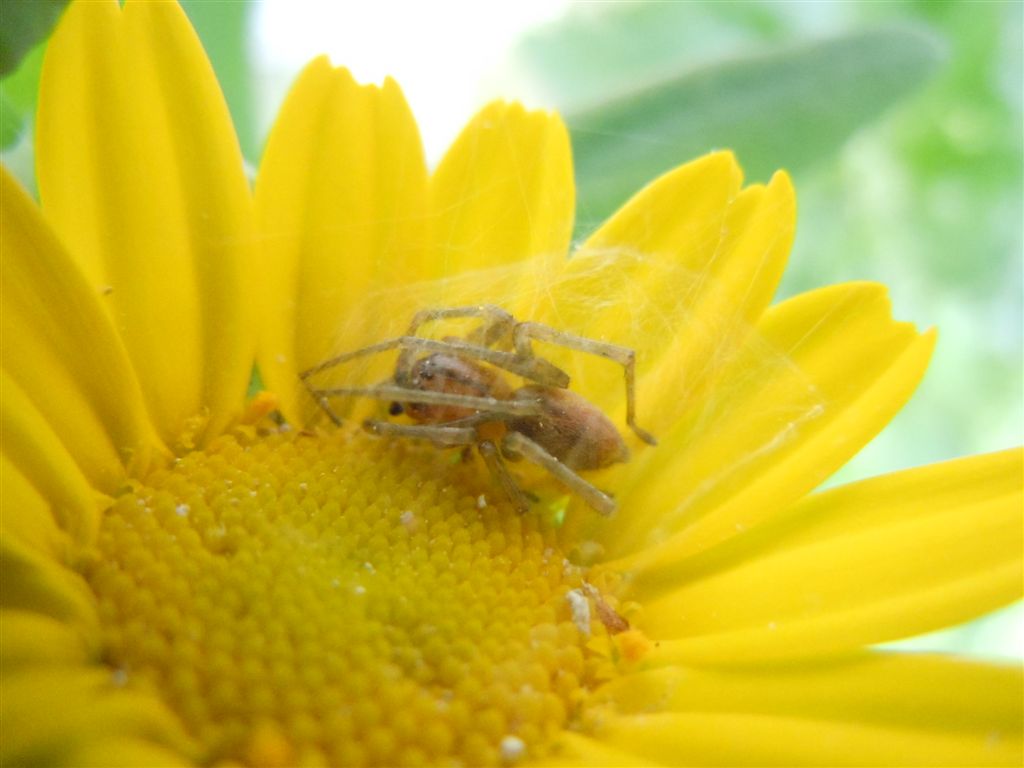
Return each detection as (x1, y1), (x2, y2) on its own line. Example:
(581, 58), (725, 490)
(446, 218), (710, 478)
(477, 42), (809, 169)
(0, 0), (68, 77)
(0, 86), (23, 147)
(568, 26), (945, 232)
(0, 39), (46, 152)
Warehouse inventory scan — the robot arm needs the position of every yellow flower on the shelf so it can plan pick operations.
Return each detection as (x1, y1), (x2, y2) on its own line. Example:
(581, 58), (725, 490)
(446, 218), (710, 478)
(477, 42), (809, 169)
(2, 1), (1021, 766)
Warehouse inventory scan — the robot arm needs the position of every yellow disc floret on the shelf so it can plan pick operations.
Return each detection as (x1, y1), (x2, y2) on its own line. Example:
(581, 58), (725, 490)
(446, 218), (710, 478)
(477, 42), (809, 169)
(86, 429), (605, 766)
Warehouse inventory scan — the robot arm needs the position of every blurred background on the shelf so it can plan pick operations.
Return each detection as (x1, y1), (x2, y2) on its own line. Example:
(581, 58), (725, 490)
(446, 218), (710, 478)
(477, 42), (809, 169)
(2, 0), (1020, 658)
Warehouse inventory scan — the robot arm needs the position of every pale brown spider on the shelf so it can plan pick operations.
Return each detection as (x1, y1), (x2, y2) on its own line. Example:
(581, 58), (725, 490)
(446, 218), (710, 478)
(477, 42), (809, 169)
(299, 306), (656, 516)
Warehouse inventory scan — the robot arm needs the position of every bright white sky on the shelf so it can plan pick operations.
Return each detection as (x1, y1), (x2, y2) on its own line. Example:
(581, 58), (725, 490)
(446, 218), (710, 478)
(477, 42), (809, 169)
(253, 0), (570, 164)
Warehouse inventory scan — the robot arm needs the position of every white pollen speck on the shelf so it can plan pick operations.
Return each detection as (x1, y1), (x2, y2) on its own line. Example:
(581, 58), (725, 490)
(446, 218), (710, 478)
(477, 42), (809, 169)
(298, 482), (308, 491)
(353, 585), (366, 595)
(249, 490), (258, 497)
(500, 735), (526, 764)
(175, 503), (190, 517)
(566, 589), (591, 635)
(400, 510), (417, 532)
(477, 494), (487, 509)
(363, 562), (376, 573)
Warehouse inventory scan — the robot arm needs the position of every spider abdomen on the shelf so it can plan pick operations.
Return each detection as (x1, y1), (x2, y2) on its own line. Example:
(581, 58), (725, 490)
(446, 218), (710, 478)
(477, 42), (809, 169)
(509, 386), (629, 472)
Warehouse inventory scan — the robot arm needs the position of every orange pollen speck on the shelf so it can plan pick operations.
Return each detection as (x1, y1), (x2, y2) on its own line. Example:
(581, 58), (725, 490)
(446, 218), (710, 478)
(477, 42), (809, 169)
(85, 429), (620, 766)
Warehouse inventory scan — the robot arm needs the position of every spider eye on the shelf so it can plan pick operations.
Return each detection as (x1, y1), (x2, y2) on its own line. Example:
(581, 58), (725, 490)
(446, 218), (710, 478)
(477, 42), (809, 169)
(389, 402), (404, 416)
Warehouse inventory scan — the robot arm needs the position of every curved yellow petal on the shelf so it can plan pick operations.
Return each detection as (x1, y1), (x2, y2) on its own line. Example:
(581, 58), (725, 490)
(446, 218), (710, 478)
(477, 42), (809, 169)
(429, 101), (574, 276)
(67, 738), (193, 768)
(0, 457), (76, 563)
(254, 57), (427, 424)
(605, 282), (934, 562)
(636, 449), (1022, 662)
(36, 0), (254, 445)
(0, 668), (195, 766)
(509, 163), (794, 519)
(582, 151), (744, 261)
(0, 536), (97, 629)
(507, 153), (746, 419)
(547, 731), (662, 767)
(597, 709), (1021, 767)
(0, 610), (94, 671)
(1, 371), (103, 546)
(597, 655), (1022, 763)
(603, 652), (1021, 725)
(637, 170), (796, 425)
(1, 168), (164, 489)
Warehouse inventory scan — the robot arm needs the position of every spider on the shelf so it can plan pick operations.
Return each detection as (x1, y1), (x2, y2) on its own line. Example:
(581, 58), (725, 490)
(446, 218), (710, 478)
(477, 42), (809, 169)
(299, 305), (656, 516)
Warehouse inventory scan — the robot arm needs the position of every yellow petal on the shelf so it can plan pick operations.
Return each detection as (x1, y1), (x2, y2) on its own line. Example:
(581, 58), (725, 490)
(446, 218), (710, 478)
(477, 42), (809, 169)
(254, 57), (428, 424)
(637, 449), (1022, 662)
(0, 610), (94, 671)
(0, 168), (164, 489)
(36, 0), (254, 445)
(604, 652), (1021, 724)
(596, 655), (1023, 765)
(637, 170), (796, 425)
(0, 668), (195, 766)
(0, 456), (76, 562)
(1, 371), (102, 546)
(582, 151), (743, 261)
(597, 709), (1021, 767)
(429, 101), (574, 276)
(606, 282), (934, 563)
(0, 536), (97, 629)
(512, 165), (795, 521)
(67, 738), (192, 768)
(547, 731), (662, 767)
(510, 153), (746, 419)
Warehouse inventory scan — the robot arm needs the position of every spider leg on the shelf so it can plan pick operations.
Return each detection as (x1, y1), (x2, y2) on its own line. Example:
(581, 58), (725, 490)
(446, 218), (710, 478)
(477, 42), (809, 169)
(512, 322), (657, 446)
(362, 420), (476, 447)
(299, 337), (408, 380)
(404, 305), (515, 348)
(305, 335), (565, 389)
(398, 305), (515, 379)
(299, 337), (412, 425)
(300, 334), (558, 423)
(478, 440), (530, 514)
(310, 384), (544, 415)
(502, 431), (617, 517)
(397, 307), (568, 385)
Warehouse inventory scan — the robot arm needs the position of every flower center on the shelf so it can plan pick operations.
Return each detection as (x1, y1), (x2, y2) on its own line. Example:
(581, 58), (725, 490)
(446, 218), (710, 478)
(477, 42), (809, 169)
(87, 429), (604, 766)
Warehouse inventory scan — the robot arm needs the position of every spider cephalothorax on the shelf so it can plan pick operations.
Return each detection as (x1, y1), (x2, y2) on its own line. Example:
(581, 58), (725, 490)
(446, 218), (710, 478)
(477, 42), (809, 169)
(300, 306), (656, 515)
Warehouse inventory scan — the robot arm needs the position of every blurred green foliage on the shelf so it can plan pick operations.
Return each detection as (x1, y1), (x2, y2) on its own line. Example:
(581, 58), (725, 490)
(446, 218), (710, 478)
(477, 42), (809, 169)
(565, 27), (944, 233)
(0, 0), (67, 76)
